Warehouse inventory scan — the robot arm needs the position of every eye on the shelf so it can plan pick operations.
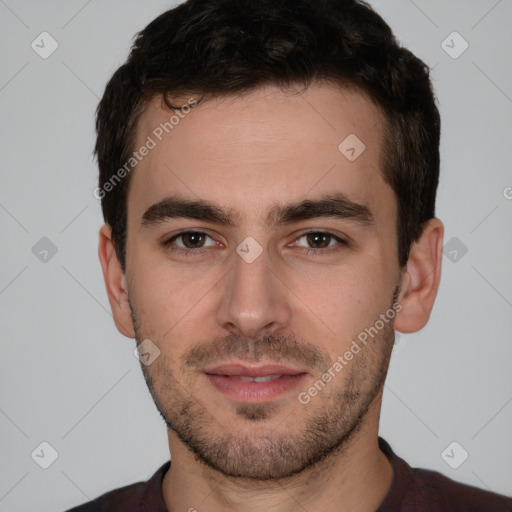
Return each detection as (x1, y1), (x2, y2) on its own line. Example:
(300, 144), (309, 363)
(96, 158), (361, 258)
(164, 231), (219, 252)
(293, 231), (347, 253)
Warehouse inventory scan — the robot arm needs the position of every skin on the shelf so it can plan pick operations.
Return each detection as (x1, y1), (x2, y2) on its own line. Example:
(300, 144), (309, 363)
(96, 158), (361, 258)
(99, 82), (444, 512)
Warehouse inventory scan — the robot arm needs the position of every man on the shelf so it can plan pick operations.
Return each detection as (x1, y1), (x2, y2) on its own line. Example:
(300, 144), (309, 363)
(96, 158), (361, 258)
(69, 0), (511, 510)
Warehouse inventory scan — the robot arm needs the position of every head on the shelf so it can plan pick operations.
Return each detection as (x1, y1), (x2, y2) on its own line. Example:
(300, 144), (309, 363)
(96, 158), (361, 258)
(97, 0), (443, 480)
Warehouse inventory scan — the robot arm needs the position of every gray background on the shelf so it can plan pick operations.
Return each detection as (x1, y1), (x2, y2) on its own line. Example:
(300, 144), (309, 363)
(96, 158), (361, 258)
(0, 0), (511, 510)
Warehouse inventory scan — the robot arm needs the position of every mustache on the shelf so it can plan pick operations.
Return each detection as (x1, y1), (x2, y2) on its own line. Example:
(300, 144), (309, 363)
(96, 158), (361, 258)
(184, 331), (330, 373)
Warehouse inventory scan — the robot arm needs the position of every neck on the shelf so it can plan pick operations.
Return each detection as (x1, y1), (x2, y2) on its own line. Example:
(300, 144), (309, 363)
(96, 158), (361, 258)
(162, 396), (393, 512)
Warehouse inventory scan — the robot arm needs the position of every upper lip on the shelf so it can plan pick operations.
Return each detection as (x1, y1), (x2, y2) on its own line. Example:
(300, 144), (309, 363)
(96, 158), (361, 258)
(204, 363), (307, 378)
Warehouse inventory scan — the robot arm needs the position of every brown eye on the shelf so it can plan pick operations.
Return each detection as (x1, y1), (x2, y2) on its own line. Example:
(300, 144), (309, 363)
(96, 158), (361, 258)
(293, 231), (347, 253)
(305, 232), (332, 249)
(164, 231), (218, 252)
(181, 232), (206, 248)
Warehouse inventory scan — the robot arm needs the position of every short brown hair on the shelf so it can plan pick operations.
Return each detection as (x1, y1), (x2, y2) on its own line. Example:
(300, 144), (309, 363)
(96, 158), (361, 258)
(95, 0), (440, 270)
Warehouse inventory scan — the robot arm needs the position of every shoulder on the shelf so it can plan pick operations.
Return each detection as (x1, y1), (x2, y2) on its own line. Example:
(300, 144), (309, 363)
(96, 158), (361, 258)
(378, 438), (512, 512)
(63, 461), (170, 512)
(407, 467), (512, 511)
(64, 481), (146, 512)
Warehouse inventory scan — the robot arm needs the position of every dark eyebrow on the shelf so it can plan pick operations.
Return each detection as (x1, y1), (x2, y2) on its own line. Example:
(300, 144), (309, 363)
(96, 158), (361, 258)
(141, 193), (374, 229)
(141, 197), (241, 228)
(268, 193), (373, 228)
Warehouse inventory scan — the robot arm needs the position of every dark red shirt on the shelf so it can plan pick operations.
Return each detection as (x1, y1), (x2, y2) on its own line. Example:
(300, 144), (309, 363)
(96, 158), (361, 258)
(65, 438), (511, 511)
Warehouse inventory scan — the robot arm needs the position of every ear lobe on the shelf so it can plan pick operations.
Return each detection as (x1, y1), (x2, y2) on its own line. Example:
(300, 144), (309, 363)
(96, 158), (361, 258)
(98, 224), (136, 338)
(394, 218), (444, 334)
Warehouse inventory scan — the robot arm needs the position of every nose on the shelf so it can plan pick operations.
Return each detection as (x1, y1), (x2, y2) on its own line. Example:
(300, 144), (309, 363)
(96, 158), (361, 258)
(216, 245), (292, 339)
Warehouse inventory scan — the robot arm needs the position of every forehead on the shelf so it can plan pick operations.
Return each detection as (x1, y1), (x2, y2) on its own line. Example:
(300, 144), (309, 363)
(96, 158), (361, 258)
(128, 82), (391, 227)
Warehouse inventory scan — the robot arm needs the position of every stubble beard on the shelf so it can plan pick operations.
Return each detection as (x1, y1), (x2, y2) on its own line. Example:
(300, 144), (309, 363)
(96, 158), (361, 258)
(131, 293), (397, 481)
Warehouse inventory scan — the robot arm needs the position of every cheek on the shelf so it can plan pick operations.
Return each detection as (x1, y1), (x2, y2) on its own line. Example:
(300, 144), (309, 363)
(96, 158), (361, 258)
(133, 267), (201, 316)
(285, 259), (392, 343)
(128, 249), (226, 339)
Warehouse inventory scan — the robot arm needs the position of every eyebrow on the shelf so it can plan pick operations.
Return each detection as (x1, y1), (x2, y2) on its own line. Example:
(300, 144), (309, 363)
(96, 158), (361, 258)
(141, 193), (374, 229)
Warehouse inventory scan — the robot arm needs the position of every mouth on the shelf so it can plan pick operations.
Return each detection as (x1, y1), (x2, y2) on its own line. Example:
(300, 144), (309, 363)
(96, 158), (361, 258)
(225, 374), (284, 382)
(204, 363), (309, 402)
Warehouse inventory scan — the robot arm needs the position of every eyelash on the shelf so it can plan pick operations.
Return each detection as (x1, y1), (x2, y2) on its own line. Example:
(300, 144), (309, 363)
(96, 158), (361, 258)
(163, 231), (220, 257)
(162, 230), (348, 256)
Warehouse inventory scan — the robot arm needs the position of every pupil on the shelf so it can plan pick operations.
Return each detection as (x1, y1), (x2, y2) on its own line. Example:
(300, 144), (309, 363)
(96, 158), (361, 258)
(184, 233), (204, 248)
(307, 233), (329, 248)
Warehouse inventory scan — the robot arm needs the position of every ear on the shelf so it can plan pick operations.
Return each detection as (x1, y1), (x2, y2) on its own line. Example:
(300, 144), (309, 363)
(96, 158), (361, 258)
(98, 224), (136, 338)
(394, 218), (444, 333)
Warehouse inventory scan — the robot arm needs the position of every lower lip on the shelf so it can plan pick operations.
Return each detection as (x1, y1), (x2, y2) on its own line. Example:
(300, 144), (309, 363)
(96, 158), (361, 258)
(205, 373), (307, 402)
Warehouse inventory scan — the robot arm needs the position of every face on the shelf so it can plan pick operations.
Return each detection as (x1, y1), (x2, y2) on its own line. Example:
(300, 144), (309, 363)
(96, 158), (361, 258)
(124, 83), (403, 480)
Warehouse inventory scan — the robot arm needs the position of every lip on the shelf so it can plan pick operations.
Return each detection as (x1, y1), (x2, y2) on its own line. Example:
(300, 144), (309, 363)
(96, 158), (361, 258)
(204, 363), (308, 403)
(205, 363), (307, 377)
